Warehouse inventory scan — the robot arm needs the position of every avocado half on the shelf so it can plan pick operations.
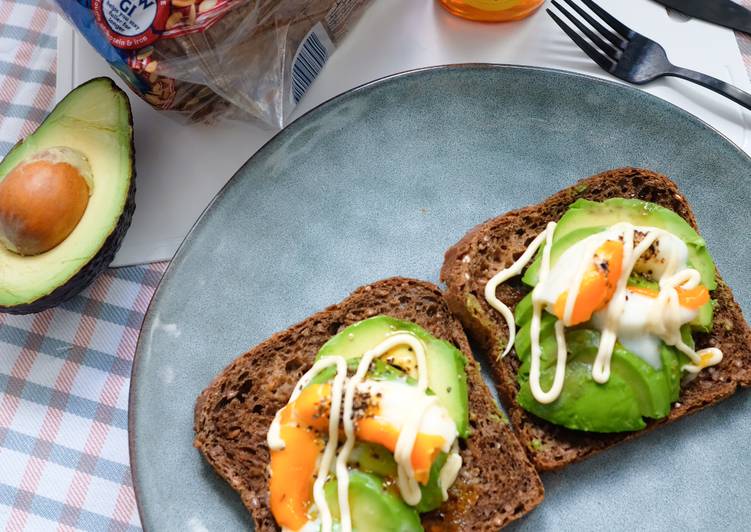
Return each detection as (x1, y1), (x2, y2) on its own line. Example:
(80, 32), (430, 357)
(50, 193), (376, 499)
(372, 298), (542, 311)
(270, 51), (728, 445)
(0, 78), (135, 314)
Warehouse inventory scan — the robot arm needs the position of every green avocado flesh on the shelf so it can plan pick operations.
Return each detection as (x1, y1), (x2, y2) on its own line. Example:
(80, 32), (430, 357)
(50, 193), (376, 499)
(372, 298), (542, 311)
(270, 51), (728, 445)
(311, 358), (450, 514)
(522, 198), (716, 289)
(324, 471), (423, 532)
(344, 442), (448, 514)
(515, 321), (682, 432)
(347, 442), (398, 479)
(309, 316), (467, 520)
(310, 358), (412, 386)
(513, 198), (714, 432)
(0, 78), (133, 312)
(316, 315), (469, 438)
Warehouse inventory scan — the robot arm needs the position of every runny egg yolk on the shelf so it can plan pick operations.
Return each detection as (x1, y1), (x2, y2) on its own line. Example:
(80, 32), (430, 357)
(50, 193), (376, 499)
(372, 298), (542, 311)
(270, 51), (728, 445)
(626, 284), (709, 310)
(356, 417), (444, 484)
(287, 384), (448, 483)
(289, 383), (445, 484)
(293, 383), (332, 432)
(269, 385), (329, 530)
(269, 380), (447, 527)
(553, 240), (624, 325)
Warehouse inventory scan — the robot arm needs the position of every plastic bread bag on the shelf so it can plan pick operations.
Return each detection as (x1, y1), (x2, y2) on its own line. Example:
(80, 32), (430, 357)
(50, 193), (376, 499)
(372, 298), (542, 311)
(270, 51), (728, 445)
(52, 0), (372, 127)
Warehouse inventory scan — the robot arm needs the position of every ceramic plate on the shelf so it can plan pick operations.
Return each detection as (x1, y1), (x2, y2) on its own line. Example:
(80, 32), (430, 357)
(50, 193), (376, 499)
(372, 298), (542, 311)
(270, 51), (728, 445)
(131, 65), (751, 531)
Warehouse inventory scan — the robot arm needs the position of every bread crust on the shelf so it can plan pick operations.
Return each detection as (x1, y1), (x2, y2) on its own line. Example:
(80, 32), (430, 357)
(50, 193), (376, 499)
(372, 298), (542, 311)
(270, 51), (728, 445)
(440, 167), (751, 471)
(194, 277), (544, 530)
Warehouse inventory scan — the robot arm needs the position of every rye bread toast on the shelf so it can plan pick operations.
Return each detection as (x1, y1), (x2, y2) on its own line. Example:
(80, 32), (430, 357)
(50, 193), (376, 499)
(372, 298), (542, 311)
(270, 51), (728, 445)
(440, 167), (751, 471)
(194, 277), (544, 531)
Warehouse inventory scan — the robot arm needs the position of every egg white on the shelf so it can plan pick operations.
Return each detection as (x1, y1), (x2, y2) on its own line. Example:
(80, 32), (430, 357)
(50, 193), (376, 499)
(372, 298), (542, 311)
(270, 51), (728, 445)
(540, 227), (699, 368)
(356, 380), (457, 453)
(536, 230), (615, 307)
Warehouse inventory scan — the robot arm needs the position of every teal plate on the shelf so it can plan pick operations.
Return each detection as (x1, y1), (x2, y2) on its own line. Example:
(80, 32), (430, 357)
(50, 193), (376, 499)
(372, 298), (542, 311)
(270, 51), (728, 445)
(131, 65), (751, 531)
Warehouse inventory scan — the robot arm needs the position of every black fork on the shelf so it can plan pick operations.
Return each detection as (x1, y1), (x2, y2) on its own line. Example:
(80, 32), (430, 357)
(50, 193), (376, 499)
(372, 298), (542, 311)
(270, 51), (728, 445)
(548, 0), (751, 111)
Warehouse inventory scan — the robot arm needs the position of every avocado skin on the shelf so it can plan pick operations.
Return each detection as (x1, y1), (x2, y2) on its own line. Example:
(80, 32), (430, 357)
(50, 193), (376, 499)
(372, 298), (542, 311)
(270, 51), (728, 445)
(4, 177), (135, 315)
(1, 78), (135, 315)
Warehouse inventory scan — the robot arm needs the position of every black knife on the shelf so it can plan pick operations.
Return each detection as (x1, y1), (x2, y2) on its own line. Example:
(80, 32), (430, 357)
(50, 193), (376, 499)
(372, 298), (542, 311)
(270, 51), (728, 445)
(654, 0), (751, 34)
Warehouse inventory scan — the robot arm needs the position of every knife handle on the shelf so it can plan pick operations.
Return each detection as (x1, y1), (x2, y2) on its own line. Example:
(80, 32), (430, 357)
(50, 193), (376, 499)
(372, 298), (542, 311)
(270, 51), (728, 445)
(668, 67), (751, 111)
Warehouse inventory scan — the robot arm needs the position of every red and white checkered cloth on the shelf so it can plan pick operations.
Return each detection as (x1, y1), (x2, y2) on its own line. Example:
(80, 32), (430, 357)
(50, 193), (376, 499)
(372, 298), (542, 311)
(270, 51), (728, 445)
(0, 0), (56, 157)
(0, 3), (165, 530)
(1, 0), (751, 531)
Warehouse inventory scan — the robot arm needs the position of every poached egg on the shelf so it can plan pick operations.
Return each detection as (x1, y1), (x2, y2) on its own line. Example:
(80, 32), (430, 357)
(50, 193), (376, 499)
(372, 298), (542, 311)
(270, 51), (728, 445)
(269, 377), (458, 530)
(536, 227), (708, 368)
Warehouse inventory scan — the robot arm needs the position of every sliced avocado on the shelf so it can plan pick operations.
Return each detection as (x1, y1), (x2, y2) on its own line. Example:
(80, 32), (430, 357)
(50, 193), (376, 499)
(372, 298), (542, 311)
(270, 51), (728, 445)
(661, 329), (692, 402)
(324, 471), (423, 531)
(681, 324), (696, 350)
(691, 300), (714, 333)
(660, 343), (683, 402)
(517, 327), (675, 432)
(413, 451), (448, 513)
(348, 443), (450, 514)
(551, 198), (716, 289)
(316, 316), (469, 437)
(368, 358), (416, 384)
(0, 78), (134, 314)
(564, 329), (674, 421)
(514, 311), (558, 365)
(514, 291), (534, 327)
(310, 357), (412, 386)
(518, 357), (646, 432)
(627, 272), (659, 291)
(609, 342), (671, 420)
(347, 442), (398, 479)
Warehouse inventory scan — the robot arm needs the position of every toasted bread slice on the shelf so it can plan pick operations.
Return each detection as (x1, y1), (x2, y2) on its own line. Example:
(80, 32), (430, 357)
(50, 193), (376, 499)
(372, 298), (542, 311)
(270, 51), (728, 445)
(440, 167), (751, 471)
(194, 277), (544, 531)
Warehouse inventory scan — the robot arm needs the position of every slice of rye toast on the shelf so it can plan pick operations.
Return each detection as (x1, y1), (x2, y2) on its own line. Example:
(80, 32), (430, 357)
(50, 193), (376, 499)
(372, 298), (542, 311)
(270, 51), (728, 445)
(194, 277), (544, 531)
(440, 167), (751, 471)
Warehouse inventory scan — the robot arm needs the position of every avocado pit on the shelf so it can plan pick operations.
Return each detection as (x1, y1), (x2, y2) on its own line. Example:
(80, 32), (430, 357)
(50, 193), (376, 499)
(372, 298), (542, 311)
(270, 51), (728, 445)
(0, 146), (92, 256)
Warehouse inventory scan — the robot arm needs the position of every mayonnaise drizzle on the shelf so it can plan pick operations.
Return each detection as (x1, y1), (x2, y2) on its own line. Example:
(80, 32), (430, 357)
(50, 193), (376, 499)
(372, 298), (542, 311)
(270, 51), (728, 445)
(438, 441), (462, 501)
(591, 225), (657, 383)
(267, 357), (347, 450)
(484, 222), (724, 404)
(336, 333), (429, 514)
(484, 224), (554, 358)
(528, 224), (568, 403)
(268, 332), (462, 532)
(314, 358), (347, 532)
(267, 356), (348, 531)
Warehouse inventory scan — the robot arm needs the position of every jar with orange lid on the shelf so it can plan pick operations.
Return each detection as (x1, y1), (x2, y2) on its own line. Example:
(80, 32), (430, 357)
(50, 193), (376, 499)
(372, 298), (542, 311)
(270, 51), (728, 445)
(438, 0), (545, 22)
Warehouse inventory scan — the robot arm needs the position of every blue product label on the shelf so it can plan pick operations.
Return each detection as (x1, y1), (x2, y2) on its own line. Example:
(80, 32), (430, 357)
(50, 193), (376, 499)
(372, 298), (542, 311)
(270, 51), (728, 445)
(55, 0), (148, 91)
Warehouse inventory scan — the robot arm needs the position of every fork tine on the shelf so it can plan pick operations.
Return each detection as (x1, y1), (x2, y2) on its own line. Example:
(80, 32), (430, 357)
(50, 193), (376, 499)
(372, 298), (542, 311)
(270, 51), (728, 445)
(579, 0), (633, 39)
(547, 8), (615, 73)
(553, 0), (622, 56)
(556, 0), (626, 51)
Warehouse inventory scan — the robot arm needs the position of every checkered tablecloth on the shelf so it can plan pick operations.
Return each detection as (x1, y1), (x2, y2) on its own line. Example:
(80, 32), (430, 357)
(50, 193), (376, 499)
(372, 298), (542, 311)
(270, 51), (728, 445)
(0, 3), (166, 530)
(1, 1), (751, 531)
